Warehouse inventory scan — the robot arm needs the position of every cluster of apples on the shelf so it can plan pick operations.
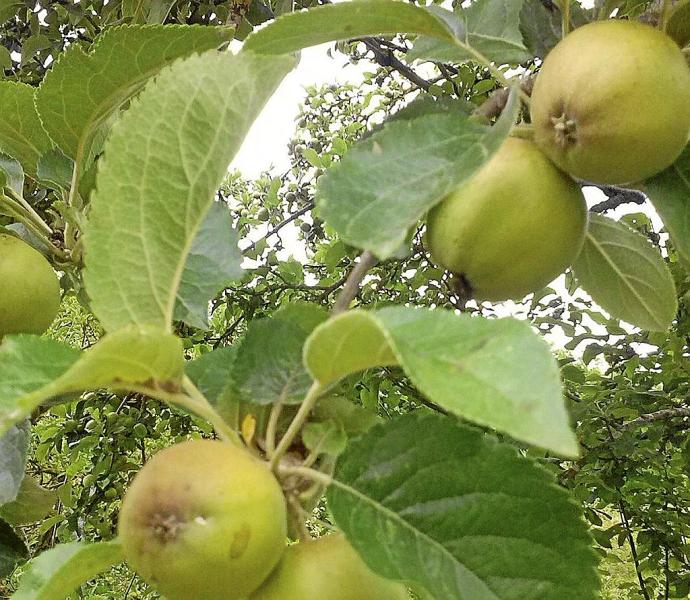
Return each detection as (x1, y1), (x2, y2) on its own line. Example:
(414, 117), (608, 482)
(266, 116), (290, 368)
(426, 20), (690, 302)
(118, 439), (408, 599)
(0, 233), (60, 339)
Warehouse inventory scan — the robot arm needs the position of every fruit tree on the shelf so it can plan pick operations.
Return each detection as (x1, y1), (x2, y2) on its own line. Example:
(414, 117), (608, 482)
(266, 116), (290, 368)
(0, 0), (689, 599)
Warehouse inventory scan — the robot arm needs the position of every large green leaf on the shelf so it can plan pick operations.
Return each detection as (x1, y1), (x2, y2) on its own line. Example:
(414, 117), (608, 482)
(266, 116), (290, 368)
(305, 307), (578, 457)
(186, 346), (238, 406)
(0, 328), (184, 436)
(316, 90), (517, 258)
(328, 413), (599, 600)
(0, 422), (29, 505)
(35, 25), (233, 165)
(0, 476), (57, 526)
(186, 346), (239, 423)
(84, 50), (294, 332)
(243, 1), (456, 55)
(572, 214), (677, 332)
(174, 202), (243, 329)
(646, 146), (690, 267)
(409, 0), (531, 65)
(0, 82), (53, 177)
(13, 541), (124, 600)
(234, 303), (328, 406)
(0, 519), (28, 579)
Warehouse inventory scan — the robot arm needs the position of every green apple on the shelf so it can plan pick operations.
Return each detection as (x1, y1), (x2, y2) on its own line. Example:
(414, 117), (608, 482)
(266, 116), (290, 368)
(0, 234), (60, 337)
(118, 439), (287, 599)
(425, 137), (587, 302)
(531, 20), (690, 185)
(250, 534), (408, 600)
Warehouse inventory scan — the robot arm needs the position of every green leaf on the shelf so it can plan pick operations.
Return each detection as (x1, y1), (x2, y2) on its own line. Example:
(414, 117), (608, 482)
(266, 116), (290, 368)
(84, 50), (294, 332)
(0, 422), (29, 504)
(302, 147), (322, 168)
(122, 0), (150, 23)
(186, 346), (238, 420)
(519, 0), (590, 58)
(243, 0), (456, 55)
(0, 82), (53, 177)
(316, 90), (518, 258)
(646, 146), (690, 267)
(0, 153), (25, 195)
(666, 0), (690, 47)
(13, 541), (124, 600)
(36, 148), (73, 192)
(147, 0), (176, 24)
(313, 395), (380, 436)
(305, 306), (578, 457)
(233, 303), (328, 406)
(572, 214), (677, 332)
(0, 519), (28, 579)
(409, 0), (531, 65)
(302, 420), (347, 457)
(0, 327), (184, 436)
(174, 202), (243, 329)
(0, 45), (12, 70)
(328, 412), (599, 600)
(20, 35), (51, 67)
(0, 476), (57, 526)
(0, 1), (22, 25)
(35, 25), (234, 165)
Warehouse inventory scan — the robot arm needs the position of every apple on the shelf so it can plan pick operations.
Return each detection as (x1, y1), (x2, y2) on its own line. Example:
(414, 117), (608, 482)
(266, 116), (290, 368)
(118, 439), (287, 599)
(0, 234), (60, 337)
(425, 137), (587, 302)
(531, 20), (690, 184)
(250, 534), (408, 600)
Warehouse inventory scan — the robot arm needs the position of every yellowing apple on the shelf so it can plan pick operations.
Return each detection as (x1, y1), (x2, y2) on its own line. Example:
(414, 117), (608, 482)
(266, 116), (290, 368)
(118, 439), (287, 599)
(250, 534), (408, 600)
(425, 137), (587, 302)
(0, 234), (60, 337)
(531, 20), (690, 184)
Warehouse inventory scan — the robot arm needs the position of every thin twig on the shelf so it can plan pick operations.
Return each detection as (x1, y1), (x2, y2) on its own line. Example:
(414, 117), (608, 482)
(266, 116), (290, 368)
(244, 201), (314, 252)
(619, 498), (652, 600)
(620, 406), (690, 431)
(332, 251), (378, 314)
(589, 185), (646, 213)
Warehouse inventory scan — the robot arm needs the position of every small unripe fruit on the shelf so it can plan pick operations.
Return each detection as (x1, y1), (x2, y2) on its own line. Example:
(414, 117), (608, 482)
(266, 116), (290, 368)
(250, 534), (408, 600)
(300, 222), (311, 233)
(257, 208), (269, 221)
(531, 20), (690, 184)
(118, 440), (287, 600)
(426, 138), (587, 302)
(0, 234), (60, 337)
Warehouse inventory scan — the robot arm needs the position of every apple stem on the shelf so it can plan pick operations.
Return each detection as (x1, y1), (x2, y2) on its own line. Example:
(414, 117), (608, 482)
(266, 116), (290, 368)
(279, 465), (333, 487)
(661, 0), (672, 30)
(561, 0), (571, 38)
(270, 381), (326, 472)
(265, 399), (284, 457)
